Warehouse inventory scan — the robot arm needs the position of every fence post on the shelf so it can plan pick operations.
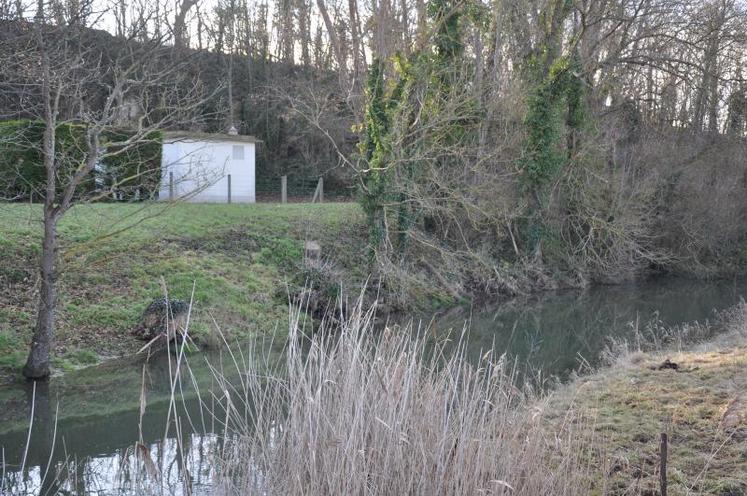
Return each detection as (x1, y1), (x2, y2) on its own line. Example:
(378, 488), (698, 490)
(318, 177), (323, 203)
(169, 172), (174, 201)
(660, 433), (668, 496)
(281, 175), (287, 204)
(227, 174), (232, 204)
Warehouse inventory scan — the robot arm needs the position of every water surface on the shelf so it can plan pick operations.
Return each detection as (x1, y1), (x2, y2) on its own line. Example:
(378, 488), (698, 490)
(427, 277), (747, 380)
(1, 277), (746, 494)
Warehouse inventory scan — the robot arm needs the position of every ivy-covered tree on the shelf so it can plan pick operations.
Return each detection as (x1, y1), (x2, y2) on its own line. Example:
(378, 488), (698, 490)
(519, 0), (586, 258)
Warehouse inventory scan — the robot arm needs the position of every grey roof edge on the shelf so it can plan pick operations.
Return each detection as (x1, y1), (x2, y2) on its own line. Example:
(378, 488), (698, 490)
(163, 131), (260, 143)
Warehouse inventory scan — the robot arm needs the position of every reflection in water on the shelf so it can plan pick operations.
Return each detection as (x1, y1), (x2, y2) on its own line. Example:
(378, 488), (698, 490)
(2, 431), (219, 496)
(1, 277), (746, 494)
(430, 277), (747, 380)
(0, 351), (236, 496)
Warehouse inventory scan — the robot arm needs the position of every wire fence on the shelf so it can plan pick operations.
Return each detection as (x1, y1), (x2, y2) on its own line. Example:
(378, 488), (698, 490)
(256, 174), (354, 203)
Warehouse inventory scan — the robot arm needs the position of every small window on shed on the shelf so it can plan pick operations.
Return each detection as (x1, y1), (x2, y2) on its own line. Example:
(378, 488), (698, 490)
(232, 145), (245, 160)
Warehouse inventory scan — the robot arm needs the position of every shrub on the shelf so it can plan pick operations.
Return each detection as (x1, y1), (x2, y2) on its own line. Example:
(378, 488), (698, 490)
(100, 129), (163, 200)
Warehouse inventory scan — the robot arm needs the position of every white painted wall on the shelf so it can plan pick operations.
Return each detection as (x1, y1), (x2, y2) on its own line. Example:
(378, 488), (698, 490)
(159, 139), (256, 203)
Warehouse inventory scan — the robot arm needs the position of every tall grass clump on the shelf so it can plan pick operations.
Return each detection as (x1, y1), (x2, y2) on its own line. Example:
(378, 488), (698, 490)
(208, 301), (601, 495)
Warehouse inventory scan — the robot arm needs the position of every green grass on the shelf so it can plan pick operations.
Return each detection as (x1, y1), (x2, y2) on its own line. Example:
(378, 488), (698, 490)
(0, 330), (25, 373)
(0, 202), (367, 380)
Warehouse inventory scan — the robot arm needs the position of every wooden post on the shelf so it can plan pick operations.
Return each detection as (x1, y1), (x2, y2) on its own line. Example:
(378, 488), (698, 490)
(169, 171), (174, 201)
(281, 175), (287, 204)
(660, 433), (668, 496)
(227, 174), (232, 204)
(318, 177), (323, 203)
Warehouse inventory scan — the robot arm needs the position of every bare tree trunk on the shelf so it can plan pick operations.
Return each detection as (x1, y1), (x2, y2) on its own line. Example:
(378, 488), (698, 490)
(707, 60), (721, 132)
(372, 0), (391, 60)
(645, 65), (655, 122)
(348, 0), (363, 81)
(416, 0), (426, 45)
(226, 0), (237, 131)
(115, 0), (126, 37)
(298, 0), (311, 66)
(474, 28), (484, 98)
(25, 112), (58, 379)
(542, 0), (571, 76)
(316, 0), (348, 90)
(276, 0), (294, 62)
(197, 7), (205, 51)
(227, 48), (235, 130)
(257, 2), (269, 62)
(489, 1), (504, 88)
(693, 2), (725, 132)
(174, 0), (199, 48)
(400, 0), (410, 54)
(24, 210), (58, 379)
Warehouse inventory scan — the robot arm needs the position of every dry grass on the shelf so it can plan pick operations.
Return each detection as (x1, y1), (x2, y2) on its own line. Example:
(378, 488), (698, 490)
(205, 300), (602, 495)
(547, 304), (747, 496)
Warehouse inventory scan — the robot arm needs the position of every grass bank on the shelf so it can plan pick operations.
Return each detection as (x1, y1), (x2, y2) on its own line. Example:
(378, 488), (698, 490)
(0, 202), (367, 381)
(545, 305), (747, 495)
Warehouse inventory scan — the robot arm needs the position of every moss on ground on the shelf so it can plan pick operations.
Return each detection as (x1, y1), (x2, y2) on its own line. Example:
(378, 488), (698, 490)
(547, 328), (747, 495)
(0, 202), (367, 381)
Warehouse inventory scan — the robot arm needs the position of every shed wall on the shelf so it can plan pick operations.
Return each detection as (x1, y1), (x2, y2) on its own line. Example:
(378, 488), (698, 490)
(159, 140), (255, 203)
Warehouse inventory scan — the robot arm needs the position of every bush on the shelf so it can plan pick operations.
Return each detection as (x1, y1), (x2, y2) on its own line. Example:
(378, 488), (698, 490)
(100, 129), (163, 200)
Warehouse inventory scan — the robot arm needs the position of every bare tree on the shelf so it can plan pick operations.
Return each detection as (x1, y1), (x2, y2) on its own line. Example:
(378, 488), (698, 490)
(0, 0), (210, 378)
(316, 0), (349, 91)
(173, 0), (199, 48)
(297, 0), (311, 66)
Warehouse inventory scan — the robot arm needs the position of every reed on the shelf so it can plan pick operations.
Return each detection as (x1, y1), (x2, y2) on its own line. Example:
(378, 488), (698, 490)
(207, 300), (601, 495)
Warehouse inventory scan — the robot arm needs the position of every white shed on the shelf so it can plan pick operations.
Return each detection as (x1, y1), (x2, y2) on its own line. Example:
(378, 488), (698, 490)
(159, 131), (257, 203)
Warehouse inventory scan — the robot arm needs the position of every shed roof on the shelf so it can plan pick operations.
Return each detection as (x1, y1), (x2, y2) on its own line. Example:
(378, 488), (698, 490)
(163, 131), (259, 143)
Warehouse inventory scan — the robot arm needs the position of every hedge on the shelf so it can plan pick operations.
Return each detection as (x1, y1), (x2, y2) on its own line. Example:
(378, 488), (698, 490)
(0, 120), (162, 201)
(100, 129), (163, 200)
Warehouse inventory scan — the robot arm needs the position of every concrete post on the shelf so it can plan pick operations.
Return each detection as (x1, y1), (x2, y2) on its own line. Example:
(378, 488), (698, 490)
(318, 177), (323, 203)
(227, 174), (232, 204)
(169, 172), (174, 201)
(281, 175), (287, 204)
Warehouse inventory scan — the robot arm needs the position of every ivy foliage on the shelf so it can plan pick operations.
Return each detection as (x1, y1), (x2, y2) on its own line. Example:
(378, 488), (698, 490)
(359, 58), (411, 256)
(100, 130), (163, 200)
(522, 53), (586, 190)
(0, 120), (91, 200)
(521, 50), (587, 254)
(359, 0), (472, 259)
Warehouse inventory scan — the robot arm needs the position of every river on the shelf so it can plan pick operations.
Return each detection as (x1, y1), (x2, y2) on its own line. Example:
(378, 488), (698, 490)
(1, 277), (746, 495)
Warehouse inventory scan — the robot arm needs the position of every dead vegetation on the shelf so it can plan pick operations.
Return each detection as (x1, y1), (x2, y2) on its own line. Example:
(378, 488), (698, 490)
(209, 301), (601, 495)
(547, 303), (747, 495)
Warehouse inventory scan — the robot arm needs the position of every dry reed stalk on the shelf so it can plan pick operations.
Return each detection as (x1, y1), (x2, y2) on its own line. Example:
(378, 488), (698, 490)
(205, 299), (600, 495)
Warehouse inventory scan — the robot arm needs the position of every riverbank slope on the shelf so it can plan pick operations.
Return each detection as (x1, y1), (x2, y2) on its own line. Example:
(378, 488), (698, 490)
(0, 203), (368, 381)
(546, 304), (747, 495)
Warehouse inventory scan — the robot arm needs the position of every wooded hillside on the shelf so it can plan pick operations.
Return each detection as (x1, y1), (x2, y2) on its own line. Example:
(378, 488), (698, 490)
(2, 0), (747, 295)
